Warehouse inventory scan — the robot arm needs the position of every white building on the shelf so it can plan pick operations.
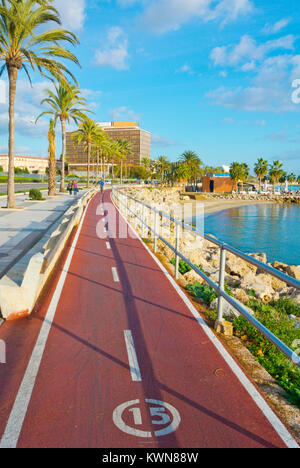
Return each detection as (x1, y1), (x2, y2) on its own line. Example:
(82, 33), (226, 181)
(0, 155), (48, 174)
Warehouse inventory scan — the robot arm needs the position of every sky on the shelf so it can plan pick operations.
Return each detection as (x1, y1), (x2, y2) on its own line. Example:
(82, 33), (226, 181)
(1, 0), (300, 174)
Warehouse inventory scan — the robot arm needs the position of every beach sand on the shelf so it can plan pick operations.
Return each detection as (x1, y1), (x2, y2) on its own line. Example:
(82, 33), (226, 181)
(201, 199), (271, 215)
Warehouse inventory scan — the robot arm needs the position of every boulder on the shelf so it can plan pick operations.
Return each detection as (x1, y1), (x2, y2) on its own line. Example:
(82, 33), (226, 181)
(244, 282), (275, 303)
(184, 269), (205, 284)
(272, 261), (289, 273)
(286, 265), (300, 281)
(225, 253), (256, 277)
(225, 275), (241, 288)
(233, 288), (249, 305)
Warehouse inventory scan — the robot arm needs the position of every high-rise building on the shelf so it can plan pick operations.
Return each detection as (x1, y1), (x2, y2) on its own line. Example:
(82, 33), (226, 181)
(65, 121), (151, 175)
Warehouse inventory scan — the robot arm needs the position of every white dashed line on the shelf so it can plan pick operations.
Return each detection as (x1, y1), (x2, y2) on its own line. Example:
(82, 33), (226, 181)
(106, 242), (111, 250)
(124, 330), (142, 382)
(111, 267), (119, 282)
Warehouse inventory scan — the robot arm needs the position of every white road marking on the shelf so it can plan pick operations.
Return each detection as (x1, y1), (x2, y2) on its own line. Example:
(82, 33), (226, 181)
(106, 242), (111, 250)
(111, 267), (119, 282)
(0, 195), (95, 449)
(0, 319), (4, 328)
(111, 192), (299, 449)
(124, 330), (142, 382)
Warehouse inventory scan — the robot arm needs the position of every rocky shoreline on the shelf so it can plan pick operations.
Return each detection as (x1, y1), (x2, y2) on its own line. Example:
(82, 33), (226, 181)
(124, 187), (300, 319)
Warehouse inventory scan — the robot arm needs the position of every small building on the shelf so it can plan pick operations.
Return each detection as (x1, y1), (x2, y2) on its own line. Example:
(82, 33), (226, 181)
(0, 154), (48, 174)
(202, 173), (236, 194)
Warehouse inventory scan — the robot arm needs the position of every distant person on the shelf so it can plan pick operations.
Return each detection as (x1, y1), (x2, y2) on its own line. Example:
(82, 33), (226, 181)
(67, 181), (73, 195)
(99, 179), (104, 193)
(73, 180), (79, 196)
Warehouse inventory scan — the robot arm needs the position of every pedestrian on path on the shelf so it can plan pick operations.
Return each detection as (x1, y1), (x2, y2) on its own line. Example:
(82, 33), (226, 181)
(98, 179), (104, 193)
(73, 180), (79, 196)
(67, 181), (73, 196)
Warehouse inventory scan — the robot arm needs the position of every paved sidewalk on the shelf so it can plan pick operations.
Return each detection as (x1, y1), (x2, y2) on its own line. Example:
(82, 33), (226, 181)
(0, 191), (87, 279)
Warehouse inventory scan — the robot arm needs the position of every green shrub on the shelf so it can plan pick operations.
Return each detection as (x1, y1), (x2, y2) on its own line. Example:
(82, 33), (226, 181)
(270, 297), (300, 318)
(0, 165), (3, 172)
(186, 281), (233, 305)
(233, 300), (300, 407)
(29, 188), (43, 200)
(170, 258), (192, 275)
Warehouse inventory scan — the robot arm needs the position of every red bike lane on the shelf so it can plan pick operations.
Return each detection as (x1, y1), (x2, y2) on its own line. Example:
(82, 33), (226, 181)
(0, 190), (296, 448)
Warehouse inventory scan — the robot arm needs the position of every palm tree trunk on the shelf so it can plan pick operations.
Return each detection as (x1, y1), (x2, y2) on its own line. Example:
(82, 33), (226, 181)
(60, 117), (66, 192)
(87, 142), (91, 188)
(96, 149), (99, 183)
(7, 66), (18, 209)
(48, 151), (56, 196)
(120, 159), (123, 185)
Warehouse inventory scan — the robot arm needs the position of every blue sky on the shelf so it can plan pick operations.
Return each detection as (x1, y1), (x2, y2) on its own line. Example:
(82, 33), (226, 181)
(1, 0), (300, 174)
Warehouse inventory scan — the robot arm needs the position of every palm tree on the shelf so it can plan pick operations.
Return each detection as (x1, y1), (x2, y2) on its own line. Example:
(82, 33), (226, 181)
(157, 156), (169, 185)
(37, 84), (88, 192)
(142, 157), (150, 170)
(230, 162), (249, 193)
(269, 161), (284, 194)
(0, 0), (80, 208)
(179, 150), (202, 185)
(47, 119), (57, 196)
(297, 175), (300, 185)
(254, 158), (268, 192)
(72, 118), (100, 188)
(288, 173), (296, 185)
(117, 139), (133, 184)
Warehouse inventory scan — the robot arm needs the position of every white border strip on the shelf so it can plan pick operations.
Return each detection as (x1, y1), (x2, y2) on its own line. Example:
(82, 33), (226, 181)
(0, 194), (95, 448)
(111, 192), (299, 449)
(106, 242), (111, 250)
(124, 330), (142, 382)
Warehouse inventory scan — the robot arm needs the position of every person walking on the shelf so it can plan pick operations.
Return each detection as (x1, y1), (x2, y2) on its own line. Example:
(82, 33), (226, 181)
(99, 179), (104, 194)
(67, 181), (73, 195)
(73, 180), (79, 196)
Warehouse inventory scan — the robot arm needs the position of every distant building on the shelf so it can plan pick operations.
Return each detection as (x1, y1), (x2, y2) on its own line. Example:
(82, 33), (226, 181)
(0, 154), (48, 174)
(66, 121), (151, 175)
(202, 173), (236, 193)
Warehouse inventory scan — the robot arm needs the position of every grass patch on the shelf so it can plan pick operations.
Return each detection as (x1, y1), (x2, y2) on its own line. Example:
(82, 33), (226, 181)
(270, 297), (300, 318)
(233, 298), (300, 407)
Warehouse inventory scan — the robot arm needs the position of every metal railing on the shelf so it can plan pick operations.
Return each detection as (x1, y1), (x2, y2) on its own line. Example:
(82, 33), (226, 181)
(112, 187), (300, 369)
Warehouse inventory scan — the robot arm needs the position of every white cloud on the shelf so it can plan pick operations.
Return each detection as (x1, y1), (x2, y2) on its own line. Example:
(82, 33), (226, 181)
(95, 27), (129, 70)
(139, 0), (254, 34)
(208, 34), (300, 113)
(152, 133), (176, 147)
(263, 18), (291, 35)
(54, 0), (86, 31)
(177, 64), (195, 75)
(210, 34), (295, 67)
(109, 106), (141, 121)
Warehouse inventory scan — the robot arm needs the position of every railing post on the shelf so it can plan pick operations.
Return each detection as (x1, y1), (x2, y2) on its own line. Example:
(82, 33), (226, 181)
(142, 204), (146, 238)
(215, 247), (227, 329)
(175, 222), (180, 279)
(154, 210), (158, 253)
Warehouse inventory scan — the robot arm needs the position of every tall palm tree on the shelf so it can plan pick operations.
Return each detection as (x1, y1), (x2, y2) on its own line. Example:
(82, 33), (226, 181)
(37, 83), (88, 192)
(47, 119), (56, 196)
(117, 138), (133, 184)
(254, 158), (268, 192)
(288, 173), (296, 185)
(230, 162), (246, 193)
(269, 161), (284, 194)
(179, 150), (202, 185)
(0, 0), (80, 208)
(142, 157), (150, 169)
(157, 155), (169, 185)
(72, 118), (100, 188)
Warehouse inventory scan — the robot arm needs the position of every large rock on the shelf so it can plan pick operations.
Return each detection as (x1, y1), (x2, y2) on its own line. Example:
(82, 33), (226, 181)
(184, 270), (205, 284)
(244, 282), (275, 303)
(233, 288), (249, 305)
(286, 265), (300, 281)
(225, 253), (256, 277)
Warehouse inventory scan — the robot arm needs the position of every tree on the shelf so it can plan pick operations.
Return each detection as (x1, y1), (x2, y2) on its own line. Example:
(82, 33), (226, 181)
(174, 163), (190, 184)
(254, 158), (268, 192)
(157, 156), (170, 185)
(297, 175), (300, 185)
(142, 157), (150, 170)
(288, 173), (296, 185)
(37, 83), (88, 192)
(230, 162), (249, 192)
(0, 0), (80, 208)
(117, 139), (133, 184)
(269, 161), (284, 193)
(179, 150), (202, 184)
(47, 119), (56, 196)
(72, 118), (100, 188)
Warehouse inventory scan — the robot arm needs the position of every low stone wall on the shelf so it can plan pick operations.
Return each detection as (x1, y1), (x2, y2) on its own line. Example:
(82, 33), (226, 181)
(0, 189), (97, 320)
